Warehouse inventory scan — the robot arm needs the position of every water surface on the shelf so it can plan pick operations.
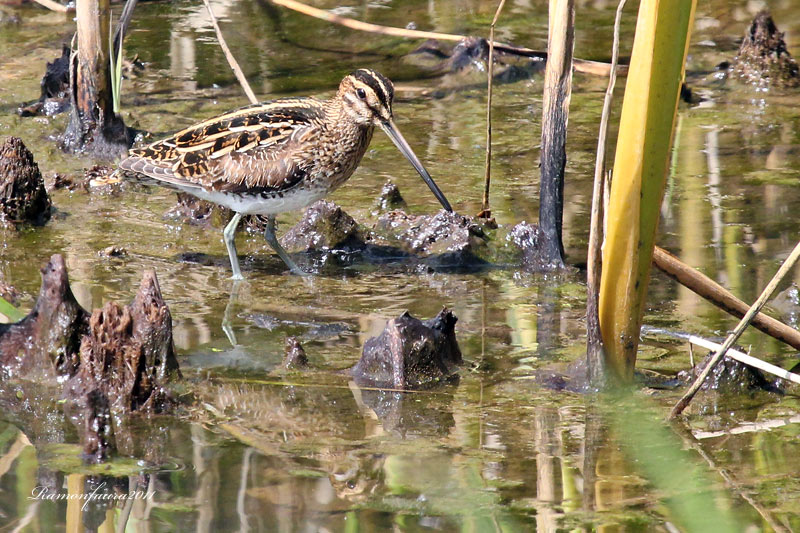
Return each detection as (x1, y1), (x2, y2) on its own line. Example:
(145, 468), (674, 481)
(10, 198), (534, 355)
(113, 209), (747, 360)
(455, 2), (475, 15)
(0, 0), (800, 530)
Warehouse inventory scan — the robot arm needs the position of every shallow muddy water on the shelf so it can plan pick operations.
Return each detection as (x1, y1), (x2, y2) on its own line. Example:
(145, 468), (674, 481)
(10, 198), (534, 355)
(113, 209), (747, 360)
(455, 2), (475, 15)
(1, 0), (800, 531)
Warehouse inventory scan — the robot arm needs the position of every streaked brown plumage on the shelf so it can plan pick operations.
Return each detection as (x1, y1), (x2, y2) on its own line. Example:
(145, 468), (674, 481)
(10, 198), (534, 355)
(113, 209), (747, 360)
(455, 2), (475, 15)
(119, 69), (452, 279)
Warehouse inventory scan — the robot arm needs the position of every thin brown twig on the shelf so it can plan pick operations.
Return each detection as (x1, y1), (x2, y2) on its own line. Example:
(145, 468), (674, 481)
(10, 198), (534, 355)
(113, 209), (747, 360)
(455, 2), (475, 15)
(480, 0), (507, 218)
(201, 0), (259, 105)
(30, 0), (72, 13)
(653, 246), (800, 351)
(669, 239), (800, 419)
(586, 0), (626, 384)
(268, 0), (625, 77)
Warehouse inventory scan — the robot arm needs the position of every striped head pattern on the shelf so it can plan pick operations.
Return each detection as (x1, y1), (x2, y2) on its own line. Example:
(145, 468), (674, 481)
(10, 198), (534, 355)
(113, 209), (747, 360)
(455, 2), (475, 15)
(338, 69), (396, 126)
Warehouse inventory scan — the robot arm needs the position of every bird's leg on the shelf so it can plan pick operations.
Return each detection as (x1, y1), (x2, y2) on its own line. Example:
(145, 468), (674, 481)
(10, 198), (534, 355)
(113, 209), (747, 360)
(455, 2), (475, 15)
(223, 212), (244, 280)
(263, 215), (308, 276)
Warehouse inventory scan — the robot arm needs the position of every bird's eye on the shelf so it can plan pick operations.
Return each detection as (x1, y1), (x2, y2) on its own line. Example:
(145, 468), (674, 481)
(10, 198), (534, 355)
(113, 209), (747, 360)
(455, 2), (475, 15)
(356, 88), (367, 99)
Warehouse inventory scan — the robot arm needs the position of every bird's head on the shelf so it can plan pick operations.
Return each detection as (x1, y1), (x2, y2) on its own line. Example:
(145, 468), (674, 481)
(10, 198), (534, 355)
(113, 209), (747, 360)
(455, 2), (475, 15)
(338, 68), (395, 126)
(337, 69), (453, 212)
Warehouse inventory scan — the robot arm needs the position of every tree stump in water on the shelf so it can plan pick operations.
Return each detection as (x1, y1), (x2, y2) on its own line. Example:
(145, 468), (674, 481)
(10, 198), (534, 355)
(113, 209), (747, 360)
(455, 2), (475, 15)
(60, 0), (130, 157)
(730, 11), (800, 89)
(283, 336), (308, 370)
(18, 45), (71, 117)
(351, 308), (461, 389)
(0, 255), (180, 462)
(0, 136), (51, 226)
(0, 255), (85, 378)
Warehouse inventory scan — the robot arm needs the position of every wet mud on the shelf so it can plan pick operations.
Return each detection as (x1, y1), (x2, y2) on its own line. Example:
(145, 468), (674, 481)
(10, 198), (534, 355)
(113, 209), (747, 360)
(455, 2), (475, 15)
(267, 189), (546, 273)
(280, 199), (367, 253)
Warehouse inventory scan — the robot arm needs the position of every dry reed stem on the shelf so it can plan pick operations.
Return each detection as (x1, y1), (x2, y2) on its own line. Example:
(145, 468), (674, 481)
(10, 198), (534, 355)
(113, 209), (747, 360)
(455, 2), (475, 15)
(31, 0), (71, 13)
(269, 0), (624, 76)
(669, 239), (800, 419)
(586, 0), (627, 384)
(653, 246), (800, 350)
(481, 0), (507, 217)
(201, 0), (259, 105)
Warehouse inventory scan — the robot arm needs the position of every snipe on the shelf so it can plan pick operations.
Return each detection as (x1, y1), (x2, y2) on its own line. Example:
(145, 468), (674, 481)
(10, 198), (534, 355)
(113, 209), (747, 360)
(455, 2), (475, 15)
(119, 69), (452, 279)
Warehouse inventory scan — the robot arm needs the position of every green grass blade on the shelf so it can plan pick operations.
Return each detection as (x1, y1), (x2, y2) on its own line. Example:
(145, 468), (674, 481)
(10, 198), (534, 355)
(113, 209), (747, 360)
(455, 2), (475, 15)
(109, 20), (123, 114)
(0, 296), (24, 322)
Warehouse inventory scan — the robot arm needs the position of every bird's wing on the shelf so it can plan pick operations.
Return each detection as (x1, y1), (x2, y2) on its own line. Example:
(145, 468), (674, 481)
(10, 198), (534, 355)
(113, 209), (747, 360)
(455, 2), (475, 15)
(119, 99), (325, 194)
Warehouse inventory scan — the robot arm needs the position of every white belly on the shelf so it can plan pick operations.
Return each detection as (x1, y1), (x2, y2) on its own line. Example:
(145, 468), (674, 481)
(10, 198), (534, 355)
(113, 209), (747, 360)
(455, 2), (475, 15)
(176, 184), (329, 215)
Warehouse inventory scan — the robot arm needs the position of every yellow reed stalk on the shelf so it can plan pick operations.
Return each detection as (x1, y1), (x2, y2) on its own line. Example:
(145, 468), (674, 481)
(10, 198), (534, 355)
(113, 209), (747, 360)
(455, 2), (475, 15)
(598, 0), (697, 380)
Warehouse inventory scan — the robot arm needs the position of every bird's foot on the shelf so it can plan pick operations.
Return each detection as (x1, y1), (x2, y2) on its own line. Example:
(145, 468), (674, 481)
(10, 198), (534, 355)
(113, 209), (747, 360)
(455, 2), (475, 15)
(289, 266), (311, 277)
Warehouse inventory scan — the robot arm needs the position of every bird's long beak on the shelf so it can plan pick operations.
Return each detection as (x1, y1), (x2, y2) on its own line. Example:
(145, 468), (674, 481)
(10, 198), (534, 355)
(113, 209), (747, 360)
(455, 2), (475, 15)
(379, 119), (453, 212)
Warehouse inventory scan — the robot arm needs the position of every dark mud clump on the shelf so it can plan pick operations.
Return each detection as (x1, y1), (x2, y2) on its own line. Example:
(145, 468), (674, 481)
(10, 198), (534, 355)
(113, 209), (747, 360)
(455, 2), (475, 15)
(281, 200), (367, 253)
(0, 255), (180, 462)
(283, 336), (308, 369)
(371, 183), (551, 270)
(729, 11), (799, 89)
(375, 210), (489, 267)
(0, 275), (19, 305)
(678, 352), (780, 395)
(18, 45), (71, 117)
(373, 180), (406, 213)
(769, 283), (800, 328)
(448, 36), (491, 70)
(351, 308), (461, 389)
(164, 192), (234, 228)
(0, 136), (52, 226)
(408, 37), (490, 73)
(508, 221), (541, 270)
(47, 172), (85, 192)
(407, 36), (544, 85)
